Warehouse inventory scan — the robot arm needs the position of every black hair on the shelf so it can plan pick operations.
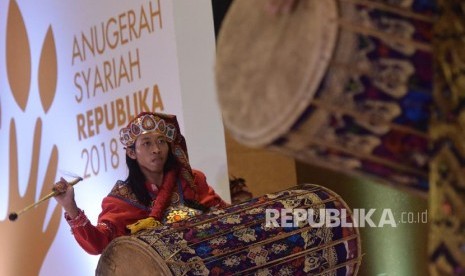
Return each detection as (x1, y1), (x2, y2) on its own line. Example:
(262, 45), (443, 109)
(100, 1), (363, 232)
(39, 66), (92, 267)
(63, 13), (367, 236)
(124, 143), (210, 212)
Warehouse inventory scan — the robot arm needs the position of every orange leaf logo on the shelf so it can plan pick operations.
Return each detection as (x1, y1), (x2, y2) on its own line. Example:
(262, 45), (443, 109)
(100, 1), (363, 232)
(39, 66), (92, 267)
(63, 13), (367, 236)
(38, 26), (58, 113)
(6, 0), (31, 111)
(1, 1), (61, 275)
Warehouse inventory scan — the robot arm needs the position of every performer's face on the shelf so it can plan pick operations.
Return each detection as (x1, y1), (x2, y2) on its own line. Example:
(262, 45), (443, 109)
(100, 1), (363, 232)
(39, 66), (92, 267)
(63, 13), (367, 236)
(129, 132), (170, 175)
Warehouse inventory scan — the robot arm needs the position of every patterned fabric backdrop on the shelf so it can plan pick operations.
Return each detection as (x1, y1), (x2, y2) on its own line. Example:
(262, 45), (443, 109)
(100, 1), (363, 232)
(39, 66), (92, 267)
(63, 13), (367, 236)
(429, 0), (465, 274)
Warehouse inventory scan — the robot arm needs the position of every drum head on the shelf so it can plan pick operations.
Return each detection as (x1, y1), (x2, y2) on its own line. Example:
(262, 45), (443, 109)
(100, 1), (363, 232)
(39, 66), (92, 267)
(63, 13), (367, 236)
(96, 236), (173, 276)
(216, 0), (338, 146)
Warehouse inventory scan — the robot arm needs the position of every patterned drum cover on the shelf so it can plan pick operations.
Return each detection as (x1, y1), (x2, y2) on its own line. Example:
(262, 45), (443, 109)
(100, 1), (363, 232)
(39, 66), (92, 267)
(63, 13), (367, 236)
(215, 0), (436, 193)
(96, 184), (361, 275)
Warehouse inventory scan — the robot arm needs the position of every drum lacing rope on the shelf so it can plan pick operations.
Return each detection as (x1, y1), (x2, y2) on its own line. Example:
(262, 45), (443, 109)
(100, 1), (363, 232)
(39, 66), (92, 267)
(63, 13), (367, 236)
(166, 195), (342, 263)
(168, 234), (361, 276)
(158, 185), (360, 275)
(231, 234), (362, 276)
(146, 185), (323, 247)
(164, 194), (357, 268)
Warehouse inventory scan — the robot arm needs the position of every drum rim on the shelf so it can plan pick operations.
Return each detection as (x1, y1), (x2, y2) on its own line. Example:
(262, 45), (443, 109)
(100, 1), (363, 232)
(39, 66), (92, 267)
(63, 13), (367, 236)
(300, 183), (363, 274)
(96, 235), (173, 276)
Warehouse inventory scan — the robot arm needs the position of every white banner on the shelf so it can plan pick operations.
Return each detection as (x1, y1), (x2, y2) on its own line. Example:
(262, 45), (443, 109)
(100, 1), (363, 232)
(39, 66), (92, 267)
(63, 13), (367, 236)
(0, 0), (229, 275)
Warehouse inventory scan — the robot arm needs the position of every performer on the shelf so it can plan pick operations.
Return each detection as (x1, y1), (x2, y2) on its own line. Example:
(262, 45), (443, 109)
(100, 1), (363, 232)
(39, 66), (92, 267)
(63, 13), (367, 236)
(54, 112), (228, 255)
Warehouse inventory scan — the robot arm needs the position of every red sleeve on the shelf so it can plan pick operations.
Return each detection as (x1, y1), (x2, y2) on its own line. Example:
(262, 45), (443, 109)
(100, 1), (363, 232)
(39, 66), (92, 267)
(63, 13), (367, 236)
(187, 170), (229, 208)
(66, 196), (148, 255)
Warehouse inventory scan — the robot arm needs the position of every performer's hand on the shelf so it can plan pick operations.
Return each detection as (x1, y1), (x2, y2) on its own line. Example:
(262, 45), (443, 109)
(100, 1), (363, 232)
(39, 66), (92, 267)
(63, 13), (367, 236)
(53, 177), (79, 219)
(126, 217), (162, 234)
(265, 0), (298, 16)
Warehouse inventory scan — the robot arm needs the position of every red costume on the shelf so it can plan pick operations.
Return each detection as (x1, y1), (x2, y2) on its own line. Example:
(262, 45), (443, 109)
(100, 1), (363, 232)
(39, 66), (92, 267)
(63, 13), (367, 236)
(66, 169), (226, 255)
(64, 112), (227, 255)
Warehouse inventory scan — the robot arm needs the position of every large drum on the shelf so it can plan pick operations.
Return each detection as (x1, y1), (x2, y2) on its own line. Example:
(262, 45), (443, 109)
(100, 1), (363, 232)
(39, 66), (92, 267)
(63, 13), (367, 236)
(215, 0), (435, 193)
(96, 184), (361, 275)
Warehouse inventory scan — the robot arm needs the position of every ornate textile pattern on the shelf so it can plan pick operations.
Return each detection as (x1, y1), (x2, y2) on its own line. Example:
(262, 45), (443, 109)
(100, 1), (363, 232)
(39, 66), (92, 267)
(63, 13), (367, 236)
(108, 180), (202, 225)
(119, 113), (177, 147)
(270, 0), (436, 194)
(429, 0), (465, 274)
(133, 185), (361, 275)
(164, 203), (203, 224)
(108, 180), (149, 210)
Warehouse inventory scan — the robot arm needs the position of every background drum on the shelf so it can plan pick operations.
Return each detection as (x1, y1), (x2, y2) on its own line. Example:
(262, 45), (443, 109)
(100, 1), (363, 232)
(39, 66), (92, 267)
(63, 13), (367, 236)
(96, 184), (361, 275)
(215, 0), (435, 193)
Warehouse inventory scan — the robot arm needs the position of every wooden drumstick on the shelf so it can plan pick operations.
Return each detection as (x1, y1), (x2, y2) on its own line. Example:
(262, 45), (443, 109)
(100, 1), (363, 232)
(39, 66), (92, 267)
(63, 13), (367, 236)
(8, 177), (83, 222)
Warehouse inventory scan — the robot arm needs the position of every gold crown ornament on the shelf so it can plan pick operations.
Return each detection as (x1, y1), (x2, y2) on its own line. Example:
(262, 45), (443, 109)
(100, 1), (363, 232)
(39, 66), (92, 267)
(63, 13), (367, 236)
(119, 112), (177, 147)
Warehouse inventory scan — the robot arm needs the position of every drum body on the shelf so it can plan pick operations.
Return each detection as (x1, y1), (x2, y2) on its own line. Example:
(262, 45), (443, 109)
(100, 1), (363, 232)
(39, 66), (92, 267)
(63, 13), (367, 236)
(215, 0), (436, 192)
(96, 184), (361, 275)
